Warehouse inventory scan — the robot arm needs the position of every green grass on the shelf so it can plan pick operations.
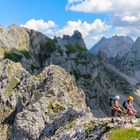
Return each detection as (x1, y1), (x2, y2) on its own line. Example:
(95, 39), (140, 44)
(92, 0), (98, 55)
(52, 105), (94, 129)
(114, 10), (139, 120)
(47, 101), (54, 111)
(108, 128), (140, 140)
(20, 50), (31, 59)
(85, 121), (95, 136)
(0, 48), (5, 59)
(53, 102), (66, 113)
(65, 45), (79, 53)
(4, 51), (22, 62)
(43, 39), (56, 53)
(4, 77), (20, 100)
(47, 100), (66, 113)
(64, 121), (76, 130)
(4, 49), (31, 62)
(65, 44), (87, 53)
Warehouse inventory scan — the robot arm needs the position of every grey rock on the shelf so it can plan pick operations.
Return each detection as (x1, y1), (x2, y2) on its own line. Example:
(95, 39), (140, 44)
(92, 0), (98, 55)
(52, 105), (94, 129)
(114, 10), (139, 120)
(55, 30), (86, 48)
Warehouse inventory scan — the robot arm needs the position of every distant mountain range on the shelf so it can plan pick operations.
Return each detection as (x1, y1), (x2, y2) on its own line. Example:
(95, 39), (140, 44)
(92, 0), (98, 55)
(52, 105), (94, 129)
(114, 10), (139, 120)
(90, 35), (140, 77)
(90, 35), (134, 58)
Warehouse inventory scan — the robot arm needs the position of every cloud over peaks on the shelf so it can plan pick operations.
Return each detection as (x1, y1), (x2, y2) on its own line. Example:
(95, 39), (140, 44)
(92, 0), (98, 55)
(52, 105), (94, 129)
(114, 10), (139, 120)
(66, 0), (140, 26)
(21, 19), (56, 37)
(58, 19), (111, 38)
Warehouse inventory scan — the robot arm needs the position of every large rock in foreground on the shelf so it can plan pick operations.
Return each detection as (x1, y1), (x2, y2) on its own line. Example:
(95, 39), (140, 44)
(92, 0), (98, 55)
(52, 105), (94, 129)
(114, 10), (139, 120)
(10, 65), (91, 140)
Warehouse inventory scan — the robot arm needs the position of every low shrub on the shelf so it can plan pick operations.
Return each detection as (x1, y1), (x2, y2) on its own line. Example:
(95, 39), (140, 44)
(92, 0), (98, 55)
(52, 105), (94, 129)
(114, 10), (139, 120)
(65, 44), (87, 53)
(43, 39), (56, 53)
(20, 50), (31, 59)
(47, 100), (66, 113)
(64, 121), (76, 130)
(85, 121), (95, 136)
(71, 70), (81, 80)
(4, 51), (22, 62)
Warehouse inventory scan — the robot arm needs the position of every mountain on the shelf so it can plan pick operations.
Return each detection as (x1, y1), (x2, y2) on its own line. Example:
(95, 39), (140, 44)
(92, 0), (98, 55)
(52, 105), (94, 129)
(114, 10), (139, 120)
(89, 36), (106, 55)
(90, 35), (134, 58)
(0, 25), (140, 139)
(111, 37), (140, 84)
(90, 35), (140, 84)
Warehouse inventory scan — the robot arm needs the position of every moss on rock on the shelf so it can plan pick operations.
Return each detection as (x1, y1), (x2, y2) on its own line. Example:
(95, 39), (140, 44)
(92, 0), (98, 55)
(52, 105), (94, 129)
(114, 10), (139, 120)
(47, 100), (66, 113)
(64, 121), (76, 130)
(85, 121), (95, 136)
(4, 77), (20, 100)
(0, 48), (5, 59)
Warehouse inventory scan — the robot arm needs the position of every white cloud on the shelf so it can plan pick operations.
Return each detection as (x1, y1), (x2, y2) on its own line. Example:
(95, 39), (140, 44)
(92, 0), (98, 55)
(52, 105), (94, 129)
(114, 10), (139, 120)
(57, 19), (110, 48)
(21, 19), (111, 48)
(66, 0), (112, 12)
(66, 0), (140, 26)
(122, 16), (139, 23)
(58, 19), (111, 38)
(21, 19), (56, 37)
(116, 26), (140, 38)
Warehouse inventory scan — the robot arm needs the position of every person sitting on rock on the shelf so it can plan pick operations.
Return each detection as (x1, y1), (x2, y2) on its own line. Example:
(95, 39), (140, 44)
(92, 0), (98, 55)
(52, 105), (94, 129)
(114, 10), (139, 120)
(111, 95), (122, 123)
(123, 96), (137, 124)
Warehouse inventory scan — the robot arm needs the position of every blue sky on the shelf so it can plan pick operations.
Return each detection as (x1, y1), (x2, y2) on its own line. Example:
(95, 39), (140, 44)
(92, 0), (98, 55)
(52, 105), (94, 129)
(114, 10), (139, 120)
(0, 0), (109, 26)
(0, 0), (140, 48)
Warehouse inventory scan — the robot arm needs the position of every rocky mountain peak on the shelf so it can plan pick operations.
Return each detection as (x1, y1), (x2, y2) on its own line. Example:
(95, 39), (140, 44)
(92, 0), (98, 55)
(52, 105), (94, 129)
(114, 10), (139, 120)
(134, 37), (140, 46)
(90, 35), (134, 58)
(72, 30), (82, 39)
(89, 36), (106, 54)
(55, 30), (86, 48)
(8, 24), (21, 29)
(101, 36), (106, 40)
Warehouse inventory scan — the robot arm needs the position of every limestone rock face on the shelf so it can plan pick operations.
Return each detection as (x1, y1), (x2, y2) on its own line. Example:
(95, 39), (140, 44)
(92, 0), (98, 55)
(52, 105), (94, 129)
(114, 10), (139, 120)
(0, 25), (49, 69)
(55, 30), (86, 49)
(0, 59), (32, 140)
(9, 65), (90, 140)
(0, 59), (93, 139)
(0, 25), (29, 50)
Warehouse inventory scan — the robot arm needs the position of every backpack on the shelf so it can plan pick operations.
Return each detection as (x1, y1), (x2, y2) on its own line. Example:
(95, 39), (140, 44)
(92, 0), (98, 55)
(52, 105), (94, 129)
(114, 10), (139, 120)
(109, 95), (115, 107)
(122, 100), (127, 109)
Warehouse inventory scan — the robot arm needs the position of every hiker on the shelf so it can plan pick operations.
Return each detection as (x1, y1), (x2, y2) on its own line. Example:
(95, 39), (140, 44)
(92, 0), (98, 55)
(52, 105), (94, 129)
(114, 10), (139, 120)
(123, 96), (137, 124)
(111, 95), (122, 123)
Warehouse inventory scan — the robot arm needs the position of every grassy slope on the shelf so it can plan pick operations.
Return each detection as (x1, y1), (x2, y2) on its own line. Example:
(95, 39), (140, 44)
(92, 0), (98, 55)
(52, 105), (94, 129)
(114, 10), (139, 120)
(108, 128), (140, 140)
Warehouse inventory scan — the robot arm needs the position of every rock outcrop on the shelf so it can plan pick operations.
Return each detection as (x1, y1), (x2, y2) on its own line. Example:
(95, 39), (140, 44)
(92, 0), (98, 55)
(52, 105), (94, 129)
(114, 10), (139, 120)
(0, 25), (140, 139)
(0, 59), (92, 139)
(10, 65), (90, 140)
(55, 30), (86, 49)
